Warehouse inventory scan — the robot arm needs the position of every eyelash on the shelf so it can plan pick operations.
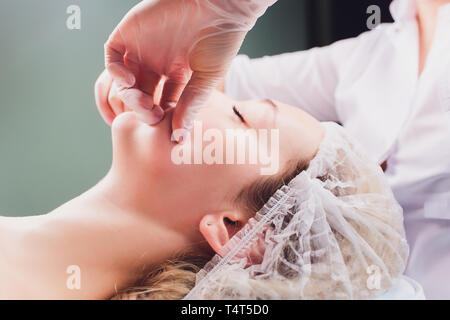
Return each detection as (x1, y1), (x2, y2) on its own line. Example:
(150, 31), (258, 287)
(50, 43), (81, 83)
(232, 105), (246, 124)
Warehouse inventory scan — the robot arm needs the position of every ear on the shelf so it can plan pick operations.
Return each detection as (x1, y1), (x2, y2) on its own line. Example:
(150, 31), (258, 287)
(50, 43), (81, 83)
(199, 210), (246, 257)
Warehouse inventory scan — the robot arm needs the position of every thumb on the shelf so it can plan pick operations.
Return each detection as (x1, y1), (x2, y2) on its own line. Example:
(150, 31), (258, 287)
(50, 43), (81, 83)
(171, 71), (220, 142)
(104, 40), (135, 89)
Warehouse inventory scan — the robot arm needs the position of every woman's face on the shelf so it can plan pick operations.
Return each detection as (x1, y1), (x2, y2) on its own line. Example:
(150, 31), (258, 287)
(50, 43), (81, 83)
(110, 91), (324, 241)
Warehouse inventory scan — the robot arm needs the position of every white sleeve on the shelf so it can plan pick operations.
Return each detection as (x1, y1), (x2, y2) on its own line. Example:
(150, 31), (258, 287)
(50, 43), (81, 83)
(224, 37), (359, 122)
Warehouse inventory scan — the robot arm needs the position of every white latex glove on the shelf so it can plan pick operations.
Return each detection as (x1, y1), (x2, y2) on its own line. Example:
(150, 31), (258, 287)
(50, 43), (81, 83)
(103, 0), (276, 141)
(95, 69), (134, 126)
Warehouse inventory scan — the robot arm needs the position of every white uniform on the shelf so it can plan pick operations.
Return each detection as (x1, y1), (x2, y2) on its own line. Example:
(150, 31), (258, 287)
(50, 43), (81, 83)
(224, 0), (450, 299)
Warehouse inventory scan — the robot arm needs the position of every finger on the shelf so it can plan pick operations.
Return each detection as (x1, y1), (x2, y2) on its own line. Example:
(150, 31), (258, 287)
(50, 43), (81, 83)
(123, 51), (141, 78)
(94, 69), (115, 126)
(160, 77), (188, 110)
(172, 71), (219, 140)
(138, 69), (163, 99)
(117, 87), (164, 125)
(108, 82), (126, 116)
(104, 41), (135, 88)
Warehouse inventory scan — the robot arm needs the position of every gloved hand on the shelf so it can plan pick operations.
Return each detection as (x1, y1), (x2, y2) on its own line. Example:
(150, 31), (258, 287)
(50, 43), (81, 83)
(95, 69), (133, 126)
(103, 0), (276, 140)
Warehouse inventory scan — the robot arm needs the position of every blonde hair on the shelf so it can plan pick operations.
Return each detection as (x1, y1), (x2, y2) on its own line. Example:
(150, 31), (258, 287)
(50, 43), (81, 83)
(111, 254), (210, 300)
(111, 159), (308, 300)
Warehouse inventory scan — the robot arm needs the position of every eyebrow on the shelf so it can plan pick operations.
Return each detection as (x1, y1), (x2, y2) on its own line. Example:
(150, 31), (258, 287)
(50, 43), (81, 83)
(261, 99), (279, 109)
(261, 99), (279, 127)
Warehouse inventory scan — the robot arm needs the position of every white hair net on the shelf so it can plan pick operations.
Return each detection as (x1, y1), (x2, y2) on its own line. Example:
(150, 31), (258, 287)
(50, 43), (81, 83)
(185, 122), (409, 300)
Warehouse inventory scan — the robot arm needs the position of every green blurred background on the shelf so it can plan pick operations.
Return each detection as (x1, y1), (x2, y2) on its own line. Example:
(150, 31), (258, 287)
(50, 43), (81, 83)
(0, 0), (393, 216)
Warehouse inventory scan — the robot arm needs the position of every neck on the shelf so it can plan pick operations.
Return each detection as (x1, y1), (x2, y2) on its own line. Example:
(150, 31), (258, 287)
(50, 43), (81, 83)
(415, 0), (449, 74)
(0, 169), (188, 299)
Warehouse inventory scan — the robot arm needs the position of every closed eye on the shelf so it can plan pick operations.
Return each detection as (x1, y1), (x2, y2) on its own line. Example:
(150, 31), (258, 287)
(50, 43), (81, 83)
(232, 105), (247, 124)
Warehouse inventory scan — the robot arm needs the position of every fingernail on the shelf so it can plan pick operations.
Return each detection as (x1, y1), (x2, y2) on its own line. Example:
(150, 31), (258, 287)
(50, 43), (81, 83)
(148, 105), (164, 124)
(171, 128), (191, 144)
(136, 105), (164, 125)
(165, 102), (176, 109)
